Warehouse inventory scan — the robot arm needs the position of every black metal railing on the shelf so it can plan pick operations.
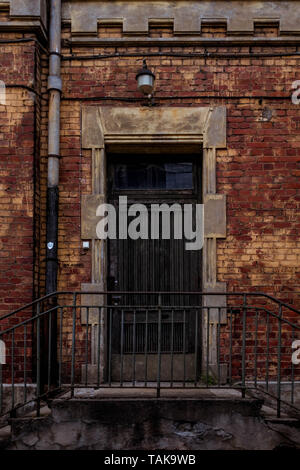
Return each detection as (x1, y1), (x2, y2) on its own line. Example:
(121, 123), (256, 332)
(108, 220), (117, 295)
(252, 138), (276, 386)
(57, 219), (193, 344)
(1, 291), (300, 420)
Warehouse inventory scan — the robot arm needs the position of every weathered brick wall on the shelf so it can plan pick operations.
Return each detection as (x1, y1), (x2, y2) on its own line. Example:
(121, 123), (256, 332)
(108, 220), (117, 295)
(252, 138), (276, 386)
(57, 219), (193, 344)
(54, 23), (300, 304)
(0, 28), (45, 380)
(1, 21), (300, 383)
(0, 34), (39, 316)
(47, 22), (300, 381)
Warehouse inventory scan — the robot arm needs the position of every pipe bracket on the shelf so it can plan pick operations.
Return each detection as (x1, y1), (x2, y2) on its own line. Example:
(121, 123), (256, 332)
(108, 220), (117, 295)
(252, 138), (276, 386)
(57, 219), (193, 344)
(49, 51), (62, 58)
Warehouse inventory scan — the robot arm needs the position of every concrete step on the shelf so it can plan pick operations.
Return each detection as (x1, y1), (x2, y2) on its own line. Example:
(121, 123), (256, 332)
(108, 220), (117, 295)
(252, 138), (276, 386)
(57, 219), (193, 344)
(68, 386), (244, 400)
(6, 396), (285, 450)
(4, 390), (300, 450)
(22, 405), (51, 419)
(0, 425), (11, 450)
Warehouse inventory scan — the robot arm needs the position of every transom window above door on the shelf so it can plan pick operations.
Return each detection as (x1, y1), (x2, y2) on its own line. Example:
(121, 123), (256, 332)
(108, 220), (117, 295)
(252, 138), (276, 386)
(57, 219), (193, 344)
(114, 162), (193, 190)
(109, 155), (200, 193)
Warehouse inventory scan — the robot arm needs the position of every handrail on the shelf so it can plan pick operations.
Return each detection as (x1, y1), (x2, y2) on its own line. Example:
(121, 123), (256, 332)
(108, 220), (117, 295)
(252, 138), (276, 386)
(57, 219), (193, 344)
(1, 303), (299, 337)
(1, 292), (300, 420)
(0, 291), (59, 322)
(1, 290), (300, 323)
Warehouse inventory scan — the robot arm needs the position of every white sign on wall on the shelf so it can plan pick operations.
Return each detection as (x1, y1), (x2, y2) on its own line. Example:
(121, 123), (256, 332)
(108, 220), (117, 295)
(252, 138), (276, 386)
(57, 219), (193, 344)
(0, 340), (6, 365)
(0, 80), (6, 106)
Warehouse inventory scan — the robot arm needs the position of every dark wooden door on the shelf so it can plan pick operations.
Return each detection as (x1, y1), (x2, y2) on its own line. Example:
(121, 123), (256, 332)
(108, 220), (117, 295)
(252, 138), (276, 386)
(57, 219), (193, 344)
(107, 155), (202, 382)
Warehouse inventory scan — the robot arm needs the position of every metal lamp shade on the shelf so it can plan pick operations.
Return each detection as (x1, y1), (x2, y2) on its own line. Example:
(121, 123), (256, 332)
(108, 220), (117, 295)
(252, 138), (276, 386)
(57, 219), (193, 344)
(137, 72), (155, 95)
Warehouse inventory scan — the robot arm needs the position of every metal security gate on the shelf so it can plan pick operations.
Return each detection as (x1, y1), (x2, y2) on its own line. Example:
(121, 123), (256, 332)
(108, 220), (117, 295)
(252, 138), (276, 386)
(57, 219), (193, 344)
(107, 154), (202, 381)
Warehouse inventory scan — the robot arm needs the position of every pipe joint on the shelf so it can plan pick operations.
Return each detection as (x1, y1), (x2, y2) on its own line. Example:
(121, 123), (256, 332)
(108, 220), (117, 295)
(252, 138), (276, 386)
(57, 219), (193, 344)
(48, 153), (62, 160)
(47, 75), (62, 93)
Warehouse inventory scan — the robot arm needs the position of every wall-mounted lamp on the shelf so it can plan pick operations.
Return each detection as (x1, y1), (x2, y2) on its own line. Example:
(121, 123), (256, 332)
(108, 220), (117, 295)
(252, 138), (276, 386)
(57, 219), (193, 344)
(136, 59), (155, 105)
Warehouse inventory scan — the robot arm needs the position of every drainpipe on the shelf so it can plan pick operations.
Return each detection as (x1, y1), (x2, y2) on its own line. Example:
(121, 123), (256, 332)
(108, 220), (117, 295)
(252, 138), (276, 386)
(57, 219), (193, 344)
(44, 0), (61, 386)
(46, 0), (62, 295)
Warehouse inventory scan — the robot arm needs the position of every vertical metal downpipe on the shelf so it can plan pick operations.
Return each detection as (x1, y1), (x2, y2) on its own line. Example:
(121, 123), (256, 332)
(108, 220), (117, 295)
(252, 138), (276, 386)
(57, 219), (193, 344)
(46, 0), (61, 295)
(45, 0), (62, 386)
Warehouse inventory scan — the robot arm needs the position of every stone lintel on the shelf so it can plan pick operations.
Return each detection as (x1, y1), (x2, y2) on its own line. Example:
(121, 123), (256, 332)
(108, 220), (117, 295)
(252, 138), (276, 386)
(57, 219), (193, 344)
(82, 106), (226, 150)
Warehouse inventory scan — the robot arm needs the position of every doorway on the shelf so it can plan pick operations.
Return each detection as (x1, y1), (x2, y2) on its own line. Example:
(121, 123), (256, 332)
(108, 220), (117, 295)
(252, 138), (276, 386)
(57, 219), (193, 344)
(107, 153), (202, 382)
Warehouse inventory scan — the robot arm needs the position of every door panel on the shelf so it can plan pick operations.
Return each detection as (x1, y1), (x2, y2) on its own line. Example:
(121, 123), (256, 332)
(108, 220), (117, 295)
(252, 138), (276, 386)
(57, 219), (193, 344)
(107, 155), (202, 382)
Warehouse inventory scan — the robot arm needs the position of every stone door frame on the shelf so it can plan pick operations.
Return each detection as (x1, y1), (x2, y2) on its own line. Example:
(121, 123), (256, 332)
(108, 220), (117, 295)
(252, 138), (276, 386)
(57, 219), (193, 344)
(80, 105), (227, 381)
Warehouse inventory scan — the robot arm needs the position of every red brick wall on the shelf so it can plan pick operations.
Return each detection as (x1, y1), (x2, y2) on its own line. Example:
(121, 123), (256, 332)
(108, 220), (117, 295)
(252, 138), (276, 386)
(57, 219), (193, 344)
(55, 24), (300, 307)
(1, 22), (300, 384)
(0, 36), (40, 317)
(0, 33), (44, 382)
(53, 24), (300, 382)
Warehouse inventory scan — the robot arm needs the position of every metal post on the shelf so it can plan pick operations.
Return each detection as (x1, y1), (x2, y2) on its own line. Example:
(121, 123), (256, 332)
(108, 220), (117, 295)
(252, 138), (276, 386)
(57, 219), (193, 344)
(132, 309), (136, 386)
(254, 309), (258, 388)
(97, 307), (101, 388)
(24, 324), (27, 404)
(194, 308), (198, 386)
(59, 307), (63, 388)
(229, 308), (233, 386)
(36, 302), (41, 417)
(85, 308), (89, 386)
(157, 294), (162, 398)
(183, 309), (186, 387)
(108, 308), (112, 386)
(144, 309), (149, 387)
(266, 312), (270, 392)
(11, 330), (15, 413)
(291, 328), (295, 405)
(241, 294), (247, 398)
(0, 363), (2, 415)
(217, 307), (221, 386)
(206, 308), (210, 387)
(120, 309), (124, 386)
(277, 304), (282, 418)
(170, 308), (174, 387)
(71, 294), (77, 397)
